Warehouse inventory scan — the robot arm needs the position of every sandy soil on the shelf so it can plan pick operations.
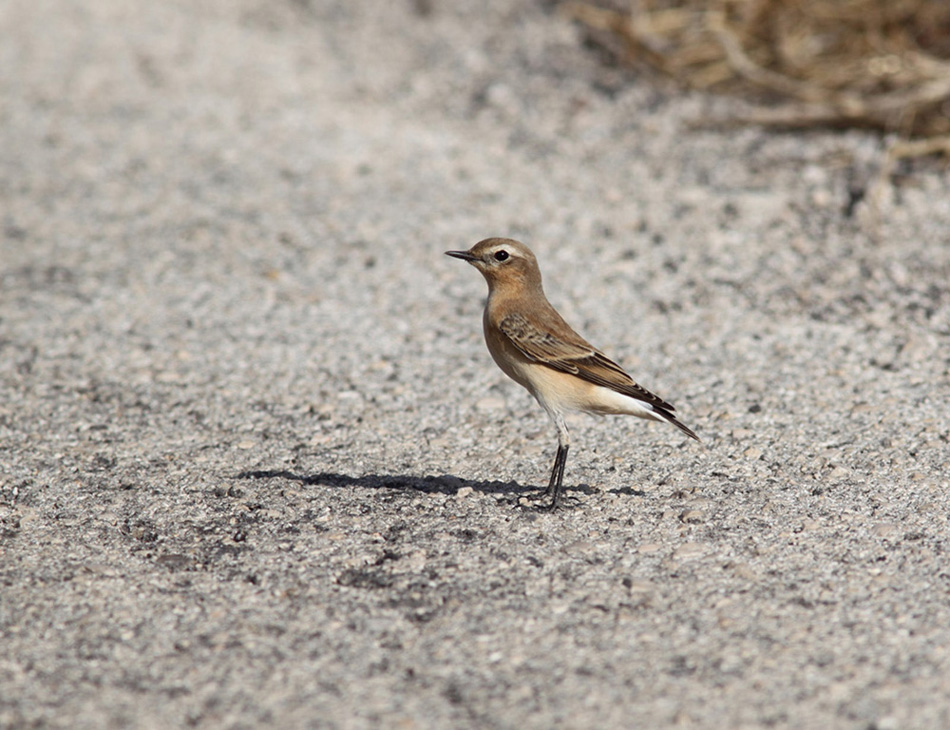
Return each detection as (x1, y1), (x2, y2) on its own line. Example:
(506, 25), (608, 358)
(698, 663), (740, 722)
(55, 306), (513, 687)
(2, 1), (950, 728)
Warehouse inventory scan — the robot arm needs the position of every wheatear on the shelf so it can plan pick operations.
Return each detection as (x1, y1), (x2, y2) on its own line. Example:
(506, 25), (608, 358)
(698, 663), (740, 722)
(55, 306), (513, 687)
(447, 237), (698, 508)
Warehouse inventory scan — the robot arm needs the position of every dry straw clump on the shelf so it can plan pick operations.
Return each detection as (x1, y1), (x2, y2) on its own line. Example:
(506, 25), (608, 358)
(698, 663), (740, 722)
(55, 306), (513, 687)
(567, 0), (950, 158)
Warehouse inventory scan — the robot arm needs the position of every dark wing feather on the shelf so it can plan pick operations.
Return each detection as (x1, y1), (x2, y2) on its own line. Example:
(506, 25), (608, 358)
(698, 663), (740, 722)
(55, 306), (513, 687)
(498, 313), (675, 411)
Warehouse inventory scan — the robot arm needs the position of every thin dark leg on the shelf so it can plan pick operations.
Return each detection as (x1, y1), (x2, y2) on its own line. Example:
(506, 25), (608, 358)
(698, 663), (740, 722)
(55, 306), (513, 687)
(543, 444), (569, 508)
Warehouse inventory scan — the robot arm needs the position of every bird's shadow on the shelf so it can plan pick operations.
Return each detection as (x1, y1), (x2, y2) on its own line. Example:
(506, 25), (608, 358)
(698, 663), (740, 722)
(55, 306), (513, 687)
(609, 486), (649, 498)
(236, 469), (529, 497)
(235, 469), (599, 502)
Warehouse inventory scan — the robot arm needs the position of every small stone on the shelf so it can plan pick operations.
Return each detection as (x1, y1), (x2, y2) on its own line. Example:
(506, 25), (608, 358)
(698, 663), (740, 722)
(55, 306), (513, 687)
(810, 189), (832, 208)
(672, 543), (706, 561)
(156, 554), (191, 570)
(637, 543), (662, 554)
(83, 562), (117, 577)
(475, 395), (505, 412)
(236, 440), (256, 450)
(623, 579), (654, 593)
(872, 522), (900, 539)
(900, 333), (937, 362)
(456, 486), (474, 498)
(406, 550), (427, 570)
(729, 562), (757, 580)
(827, 466), (850, 481)
(679, 509), (703, 524)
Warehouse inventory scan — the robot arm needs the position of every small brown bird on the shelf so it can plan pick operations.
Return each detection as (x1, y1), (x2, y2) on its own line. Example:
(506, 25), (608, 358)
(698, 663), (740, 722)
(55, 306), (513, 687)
(447, 237), (698, 508)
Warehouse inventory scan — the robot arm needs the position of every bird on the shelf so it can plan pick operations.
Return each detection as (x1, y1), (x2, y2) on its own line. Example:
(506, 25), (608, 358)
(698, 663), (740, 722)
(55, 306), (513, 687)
(446, 237), (698, 508)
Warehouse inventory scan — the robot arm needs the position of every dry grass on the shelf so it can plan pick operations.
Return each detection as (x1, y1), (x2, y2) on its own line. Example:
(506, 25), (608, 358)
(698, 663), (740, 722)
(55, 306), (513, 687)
(566, 0), (950, 162)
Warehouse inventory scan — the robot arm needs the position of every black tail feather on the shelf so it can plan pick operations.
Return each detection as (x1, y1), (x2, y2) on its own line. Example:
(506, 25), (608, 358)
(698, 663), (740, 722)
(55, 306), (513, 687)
(655, 405), (700, 441)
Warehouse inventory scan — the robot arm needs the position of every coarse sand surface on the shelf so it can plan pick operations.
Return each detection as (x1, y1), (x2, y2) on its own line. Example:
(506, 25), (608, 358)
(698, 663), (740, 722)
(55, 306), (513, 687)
(2, 1), (950, 728)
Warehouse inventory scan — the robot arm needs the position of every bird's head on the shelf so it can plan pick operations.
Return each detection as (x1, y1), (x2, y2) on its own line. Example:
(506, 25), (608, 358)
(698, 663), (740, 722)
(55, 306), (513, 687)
(445, 237), (542, 293)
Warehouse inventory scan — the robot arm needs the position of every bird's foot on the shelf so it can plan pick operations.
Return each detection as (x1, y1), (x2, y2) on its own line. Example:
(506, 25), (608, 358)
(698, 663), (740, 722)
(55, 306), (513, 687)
(516, 487), (578, 511)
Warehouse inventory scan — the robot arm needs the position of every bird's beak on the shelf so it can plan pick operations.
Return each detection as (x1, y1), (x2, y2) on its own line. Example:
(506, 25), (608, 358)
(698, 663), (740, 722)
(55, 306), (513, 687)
(445, 250), (478, 262)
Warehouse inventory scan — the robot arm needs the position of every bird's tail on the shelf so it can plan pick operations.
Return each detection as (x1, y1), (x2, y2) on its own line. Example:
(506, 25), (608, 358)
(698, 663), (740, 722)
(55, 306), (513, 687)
(653, 405), (700, 442)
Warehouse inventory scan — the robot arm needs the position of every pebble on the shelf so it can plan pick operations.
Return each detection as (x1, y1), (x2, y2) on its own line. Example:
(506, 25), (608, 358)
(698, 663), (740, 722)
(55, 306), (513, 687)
(624, 580), (654, 594)
(827, 466), (851, 481)
(672, 543), (707, 561)
(871, 522), (900, 539)
(679, 509), (704, 524)
(475, 396), (506, 412)
(729, 562), (758, 580)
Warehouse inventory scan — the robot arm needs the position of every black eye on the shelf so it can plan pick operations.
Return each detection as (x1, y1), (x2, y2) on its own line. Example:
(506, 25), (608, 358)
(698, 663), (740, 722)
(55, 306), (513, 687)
(494, 250), (509, 262)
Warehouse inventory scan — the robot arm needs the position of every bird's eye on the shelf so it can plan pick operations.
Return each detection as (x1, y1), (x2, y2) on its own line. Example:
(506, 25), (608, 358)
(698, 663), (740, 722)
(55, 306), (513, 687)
(494, 250), (510, 262)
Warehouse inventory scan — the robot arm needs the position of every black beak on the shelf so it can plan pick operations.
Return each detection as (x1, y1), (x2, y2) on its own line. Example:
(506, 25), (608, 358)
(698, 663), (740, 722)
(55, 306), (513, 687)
(445, 250), (478, 262)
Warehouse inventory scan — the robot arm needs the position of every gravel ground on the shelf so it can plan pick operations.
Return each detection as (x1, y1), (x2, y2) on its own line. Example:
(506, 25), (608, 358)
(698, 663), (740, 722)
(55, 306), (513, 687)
(2, 1), (950, 728)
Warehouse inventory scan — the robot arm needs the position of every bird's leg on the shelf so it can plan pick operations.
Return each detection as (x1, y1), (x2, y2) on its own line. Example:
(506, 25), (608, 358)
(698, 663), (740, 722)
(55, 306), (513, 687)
(544, 444), (569, 507)
(542, 413), (570, 508)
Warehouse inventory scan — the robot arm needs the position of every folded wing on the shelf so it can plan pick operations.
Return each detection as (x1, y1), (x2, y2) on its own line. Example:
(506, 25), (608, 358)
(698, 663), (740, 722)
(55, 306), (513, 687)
(499, 312), (699, 440)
